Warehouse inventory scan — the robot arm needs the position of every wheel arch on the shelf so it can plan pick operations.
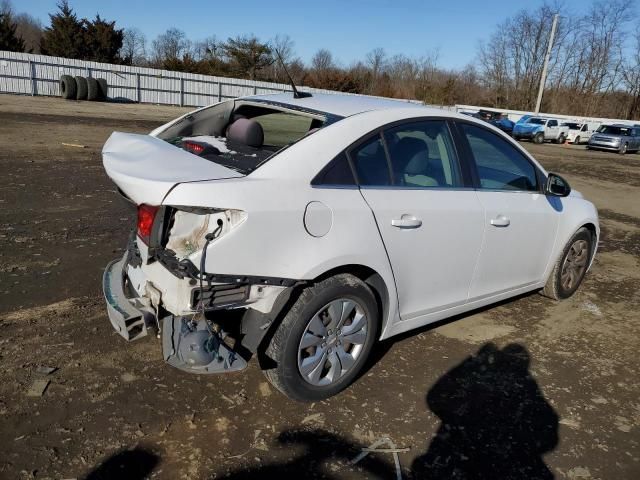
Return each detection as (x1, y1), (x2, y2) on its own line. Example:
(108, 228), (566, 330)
(313, 264), (392, 338)
(254, 263), (394, 370)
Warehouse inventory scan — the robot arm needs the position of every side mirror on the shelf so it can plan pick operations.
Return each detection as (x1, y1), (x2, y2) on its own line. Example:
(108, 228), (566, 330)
(545, 173), (571, 197)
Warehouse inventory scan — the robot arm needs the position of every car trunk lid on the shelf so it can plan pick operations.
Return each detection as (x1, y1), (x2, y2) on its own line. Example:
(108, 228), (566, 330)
(102, 132), (243, 205)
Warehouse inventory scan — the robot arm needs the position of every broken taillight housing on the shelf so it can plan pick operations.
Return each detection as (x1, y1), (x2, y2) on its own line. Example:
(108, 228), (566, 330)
(137, 204), (159, 245)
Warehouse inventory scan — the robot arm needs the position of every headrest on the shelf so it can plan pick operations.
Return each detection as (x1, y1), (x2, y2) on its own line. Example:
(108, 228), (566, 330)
(404, 150), (430, 175)
(226, 118), (264, 148)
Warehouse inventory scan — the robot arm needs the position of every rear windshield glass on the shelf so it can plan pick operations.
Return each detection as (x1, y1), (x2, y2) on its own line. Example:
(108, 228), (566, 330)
(597, 125), (632, 136)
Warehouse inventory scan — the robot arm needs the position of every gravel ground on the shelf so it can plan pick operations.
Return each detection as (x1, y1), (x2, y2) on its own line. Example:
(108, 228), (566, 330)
(0, 94), (638, 480)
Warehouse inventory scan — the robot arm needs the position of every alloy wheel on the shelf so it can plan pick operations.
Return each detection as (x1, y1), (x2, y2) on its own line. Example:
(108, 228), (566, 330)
(297, 298), (369, 386)
(560, 239), (589, 291)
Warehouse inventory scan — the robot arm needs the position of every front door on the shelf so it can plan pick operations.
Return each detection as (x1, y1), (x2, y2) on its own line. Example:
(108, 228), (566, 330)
(456, 122), (560, 300)
(545, 119), (559, 140)
(352, 120), (485, 321)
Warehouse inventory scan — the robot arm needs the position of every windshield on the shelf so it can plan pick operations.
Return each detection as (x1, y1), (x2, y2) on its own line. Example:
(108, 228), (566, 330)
(563, 123), (580, 130)
(597, 125), (631, 136)
(526, 118), (546, 125)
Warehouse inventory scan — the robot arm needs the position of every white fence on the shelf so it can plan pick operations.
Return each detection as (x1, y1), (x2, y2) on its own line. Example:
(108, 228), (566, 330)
(0, 50), (426, 109)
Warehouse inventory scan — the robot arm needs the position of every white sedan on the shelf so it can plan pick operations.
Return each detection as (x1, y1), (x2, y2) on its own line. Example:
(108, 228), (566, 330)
(102, 93), (599, 401)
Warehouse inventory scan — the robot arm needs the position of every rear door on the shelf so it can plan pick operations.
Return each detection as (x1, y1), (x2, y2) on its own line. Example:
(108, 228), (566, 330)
(455, 122), (560, 300)
(353, 120), (485, 321)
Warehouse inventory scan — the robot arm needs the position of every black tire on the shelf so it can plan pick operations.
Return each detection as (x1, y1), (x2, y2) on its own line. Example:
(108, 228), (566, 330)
(542, 227), (593, 300)
(574, 136), (581, 145)
(619, 142), (628, 155)
(264, 274), (379, 402)
(97, 78), (108, 100)
(87, 78), (100, 102)
(59, 75), (77, 100)
(557, 134), (566, 144)
(86, 78), (99, 101)
(533, 132), (544, 144)
(74, 76), (88, 100)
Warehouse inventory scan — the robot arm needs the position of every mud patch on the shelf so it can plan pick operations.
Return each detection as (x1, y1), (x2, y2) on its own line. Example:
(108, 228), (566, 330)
(434, 315), (516, 343)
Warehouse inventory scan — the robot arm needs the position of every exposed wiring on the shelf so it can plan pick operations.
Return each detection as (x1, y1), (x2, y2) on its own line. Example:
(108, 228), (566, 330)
(194, 218), (224, 329)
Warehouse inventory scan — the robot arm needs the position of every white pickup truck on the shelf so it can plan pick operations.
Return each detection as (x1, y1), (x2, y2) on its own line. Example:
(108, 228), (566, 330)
(513, 117), (569, 144)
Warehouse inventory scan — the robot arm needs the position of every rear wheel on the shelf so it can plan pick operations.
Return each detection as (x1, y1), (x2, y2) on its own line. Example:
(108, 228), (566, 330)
(574, 136), (581, 145)
(542, 227), (592, 300)
(557, 134), (566, 144)
(533, 132), (544, 144)
(264, 274), (378, 401)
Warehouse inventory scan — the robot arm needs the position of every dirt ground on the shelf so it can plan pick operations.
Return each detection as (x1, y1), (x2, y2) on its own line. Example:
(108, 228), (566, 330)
(0, 94), (638, 480)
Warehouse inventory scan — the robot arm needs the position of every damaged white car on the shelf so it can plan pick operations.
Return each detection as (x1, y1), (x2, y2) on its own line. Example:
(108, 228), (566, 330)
(102, 92), (599, 401)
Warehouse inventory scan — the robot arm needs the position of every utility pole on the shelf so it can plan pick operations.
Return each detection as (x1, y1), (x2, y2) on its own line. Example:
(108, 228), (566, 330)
(535, 14), (559, 114)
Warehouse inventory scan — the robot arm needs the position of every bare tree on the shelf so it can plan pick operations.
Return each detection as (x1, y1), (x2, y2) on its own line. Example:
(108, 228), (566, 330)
(269, 34), (297, 83)
(193, 35), (221, 61)
(622, 28), (640, 119)
(13, 13), (42, 53)
(151, 28), (191, 64)
(365, 47), (386, 93)
(311, 48), (334, 72)
(120, 27), (146, 65)
(0, 0), (11, 16)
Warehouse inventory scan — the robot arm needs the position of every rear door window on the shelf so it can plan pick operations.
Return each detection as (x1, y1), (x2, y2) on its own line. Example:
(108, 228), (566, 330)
(350, 134), (391, 186)
(383, 120), (461, 188)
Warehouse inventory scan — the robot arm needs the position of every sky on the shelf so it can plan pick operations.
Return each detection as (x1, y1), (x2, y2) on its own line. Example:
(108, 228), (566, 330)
(16, 0), (592, 69)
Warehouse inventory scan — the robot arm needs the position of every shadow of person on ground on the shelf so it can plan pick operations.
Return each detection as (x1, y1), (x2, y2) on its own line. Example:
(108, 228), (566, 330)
(411, 342), (559, 479)
(82, 445), (160, 480)
(81, 344), (558, 479)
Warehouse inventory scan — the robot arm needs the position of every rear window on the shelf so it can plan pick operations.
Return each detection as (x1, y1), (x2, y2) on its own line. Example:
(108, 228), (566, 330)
(254, 112), (314, 148)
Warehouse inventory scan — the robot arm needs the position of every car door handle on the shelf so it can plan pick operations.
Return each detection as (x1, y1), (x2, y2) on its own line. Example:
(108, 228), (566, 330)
(391, 215), (422, 229)
(490, 215), (510, 227)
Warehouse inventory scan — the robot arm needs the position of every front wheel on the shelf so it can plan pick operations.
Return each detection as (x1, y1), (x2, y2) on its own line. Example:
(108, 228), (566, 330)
(619, 143), (628, 155)
(264, 274), (379, 401)
(542, 227), (593, 300)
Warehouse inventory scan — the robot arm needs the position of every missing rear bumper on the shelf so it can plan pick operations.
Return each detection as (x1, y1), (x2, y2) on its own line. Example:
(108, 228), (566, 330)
(102, 255), (153, 341)
(162, 316), (247, 374)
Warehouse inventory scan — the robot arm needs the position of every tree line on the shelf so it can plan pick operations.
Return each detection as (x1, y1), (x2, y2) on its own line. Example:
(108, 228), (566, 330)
(1, 0), (639, 119)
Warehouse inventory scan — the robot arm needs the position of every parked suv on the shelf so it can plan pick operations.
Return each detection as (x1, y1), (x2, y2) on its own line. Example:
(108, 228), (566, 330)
(102, 93), (599, 401)
(513, 117), (569, 144)
(587, 124), (640, 154)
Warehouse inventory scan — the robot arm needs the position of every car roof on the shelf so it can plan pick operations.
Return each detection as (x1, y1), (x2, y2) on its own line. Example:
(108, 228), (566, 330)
(242, 92), (429, 117)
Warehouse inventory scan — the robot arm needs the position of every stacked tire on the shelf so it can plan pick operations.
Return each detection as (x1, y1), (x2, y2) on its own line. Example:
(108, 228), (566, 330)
(59, 75), (108, 101)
